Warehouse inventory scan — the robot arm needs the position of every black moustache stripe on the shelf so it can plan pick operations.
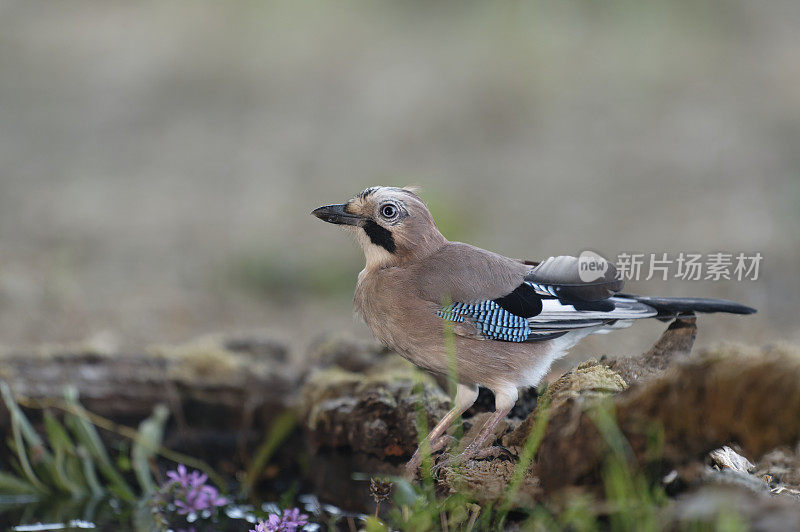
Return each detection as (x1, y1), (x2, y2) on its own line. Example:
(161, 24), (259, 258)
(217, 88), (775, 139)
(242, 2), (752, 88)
(362, 220), (396, 253)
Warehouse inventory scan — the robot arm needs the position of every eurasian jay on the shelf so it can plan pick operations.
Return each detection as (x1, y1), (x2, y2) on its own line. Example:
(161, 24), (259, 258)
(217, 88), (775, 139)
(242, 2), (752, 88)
(312, 186), (756, 475)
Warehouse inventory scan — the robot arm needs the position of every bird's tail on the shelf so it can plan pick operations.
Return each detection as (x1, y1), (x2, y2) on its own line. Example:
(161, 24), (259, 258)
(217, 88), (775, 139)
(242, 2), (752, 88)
(617, 293), (756, 317)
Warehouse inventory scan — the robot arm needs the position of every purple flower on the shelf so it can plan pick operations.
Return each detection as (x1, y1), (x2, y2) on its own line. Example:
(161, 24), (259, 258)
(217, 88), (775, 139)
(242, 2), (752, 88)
(200, 485), (228, 507)
(281, 508), (309, 530)
(174, 486), (208, 515)
(251, 517), (278, 532)
(166, 464), (192, 487)
(167, 464), (208, 490)
(159, 464), (228, 516)
(250, 508), (309, 532)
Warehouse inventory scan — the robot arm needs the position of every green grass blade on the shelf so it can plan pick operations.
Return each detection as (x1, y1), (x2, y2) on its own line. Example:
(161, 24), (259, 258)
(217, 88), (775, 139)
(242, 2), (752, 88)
(589, 401), (662, 532)
(441, 295), (459, 399)
(63, 387), (136, 501)
(441, 298), (464, 441)
(412, 377), (435, 495)
(496, 396), (551, 525)
(43, 410), (87, 496)
(0, 471), (40, 495)
(241, 409), (297, 497)
(9, 412), (48, 493)
(76, 445), (105, 498)
(0, 383), (50, 494)
(0, 382), (48, 450)
(132, 496), (165, 532)
(131, 404), (169, 494)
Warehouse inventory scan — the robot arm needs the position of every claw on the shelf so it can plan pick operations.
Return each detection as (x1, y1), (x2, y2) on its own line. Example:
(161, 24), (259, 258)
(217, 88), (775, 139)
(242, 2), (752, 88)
(432, 452), (461, 478)
(433, 445), (517, 476)
(406, 436), (517, 480)
(403, 459), (420, 480)
(404, 434), (458, 479)
(474, 444), (516, 461)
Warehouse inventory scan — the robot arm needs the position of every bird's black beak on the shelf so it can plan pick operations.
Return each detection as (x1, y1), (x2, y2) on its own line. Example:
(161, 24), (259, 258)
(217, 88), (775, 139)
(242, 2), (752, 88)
(311, 204), (364, 226)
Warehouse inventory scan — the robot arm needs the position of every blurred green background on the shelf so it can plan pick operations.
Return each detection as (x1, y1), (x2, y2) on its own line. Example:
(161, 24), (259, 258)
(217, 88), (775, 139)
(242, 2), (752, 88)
(0, 0), (797, 362)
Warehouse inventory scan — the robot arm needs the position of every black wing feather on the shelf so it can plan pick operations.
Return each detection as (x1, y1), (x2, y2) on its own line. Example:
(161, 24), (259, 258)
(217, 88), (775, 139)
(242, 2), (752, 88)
(524, 255), (623, 301)
(493, 283), (542, 318)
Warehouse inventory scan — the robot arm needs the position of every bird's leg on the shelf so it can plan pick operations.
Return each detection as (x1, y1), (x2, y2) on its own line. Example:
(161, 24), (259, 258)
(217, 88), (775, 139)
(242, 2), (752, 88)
(437, 387), (518, 469)
(460, 405), (514, 460)
(404, 383), (478, 478)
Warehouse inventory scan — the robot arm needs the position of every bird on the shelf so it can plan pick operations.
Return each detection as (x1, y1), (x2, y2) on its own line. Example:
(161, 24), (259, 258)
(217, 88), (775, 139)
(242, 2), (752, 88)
(311, 186), (756, 476)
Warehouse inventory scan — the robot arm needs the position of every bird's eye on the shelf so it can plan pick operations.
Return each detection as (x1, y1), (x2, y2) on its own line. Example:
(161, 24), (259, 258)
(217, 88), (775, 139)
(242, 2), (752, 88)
(380, 204), (398, 219)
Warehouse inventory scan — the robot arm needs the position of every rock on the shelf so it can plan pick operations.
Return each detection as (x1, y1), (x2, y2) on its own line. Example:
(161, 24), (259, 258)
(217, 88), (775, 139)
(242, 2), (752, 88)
(709, 446), (755, 473)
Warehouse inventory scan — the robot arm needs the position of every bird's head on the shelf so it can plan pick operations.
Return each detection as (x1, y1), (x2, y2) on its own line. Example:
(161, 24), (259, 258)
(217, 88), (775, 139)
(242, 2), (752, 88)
(312, 186), (446, 269)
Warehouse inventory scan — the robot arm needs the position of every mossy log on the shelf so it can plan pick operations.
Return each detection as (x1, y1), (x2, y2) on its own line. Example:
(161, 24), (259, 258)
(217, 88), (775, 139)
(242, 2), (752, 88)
(604, 317), (697, 383)
(299, 357), (449, 458)
(0, 336), (295, 456)
(535, 344), (800, 492)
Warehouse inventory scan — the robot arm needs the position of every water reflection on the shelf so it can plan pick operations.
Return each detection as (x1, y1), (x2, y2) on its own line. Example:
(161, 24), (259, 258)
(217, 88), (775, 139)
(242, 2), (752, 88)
(2, 494), (365, 531)
(14, 521), (95, 531)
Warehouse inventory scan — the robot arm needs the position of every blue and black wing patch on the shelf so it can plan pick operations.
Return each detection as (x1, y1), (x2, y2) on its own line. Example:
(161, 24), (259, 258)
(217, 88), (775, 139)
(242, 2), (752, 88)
(437, 300), (533, 342)
(436, 295), (569, 342)
(437, 281), (657, 342)
(435, 254), (653, 342)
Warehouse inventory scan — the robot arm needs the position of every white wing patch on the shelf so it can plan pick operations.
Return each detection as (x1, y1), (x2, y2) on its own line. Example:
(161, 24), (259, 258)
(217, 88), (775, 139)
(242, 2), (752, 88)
(527, 297), (657, 330)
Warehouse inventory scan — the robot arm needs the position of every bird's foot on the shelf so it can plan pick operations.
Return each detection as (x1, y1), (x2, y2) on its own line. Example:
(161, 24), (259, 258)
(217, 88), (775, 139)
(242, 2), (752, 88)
(403, 435), (457, 479)
(472, 444), (516, 461)
(403, 457), (421, 480)
(432, 444), (516, 476)
(431, 452), (460, 478)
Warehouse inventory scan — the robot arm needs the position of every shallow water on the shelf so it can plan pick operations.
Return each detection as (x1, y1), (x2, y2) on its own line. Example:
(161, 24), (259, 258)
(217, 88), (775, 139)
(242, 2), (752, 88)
(0, 494), (363, 532)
